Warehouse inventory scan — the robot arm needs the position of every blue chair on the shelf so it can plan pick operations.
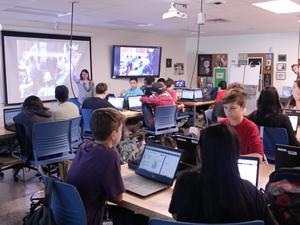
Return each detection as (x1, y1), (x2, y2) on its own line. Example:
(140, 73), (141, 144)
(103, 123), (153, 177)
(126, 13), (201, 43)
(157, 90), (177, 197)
(70, 117), (83, 149)
(149, 218), (264, 225)
(50, 179), (87, 225)
(31, 120), (75, 176)
(81, 108), (93, 138)
(142, 105), (178, 135)
(260, 126), (289, 162)
(69, 98), (81, 114)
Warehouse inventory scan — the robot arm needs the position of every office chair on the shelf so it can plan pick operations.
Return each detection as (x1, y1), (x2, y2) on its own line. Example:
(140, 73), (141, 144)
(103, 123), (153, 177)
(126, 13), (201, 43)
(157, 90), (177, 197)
(50, 179), (87, 225)
(70, 116), (83, 150)
(68, 98), (81, 114)
(81, 108), (93, 139)
(149, 218), (264, 225)
(260, 126), (289, 162)
(30, 120), (75, 177)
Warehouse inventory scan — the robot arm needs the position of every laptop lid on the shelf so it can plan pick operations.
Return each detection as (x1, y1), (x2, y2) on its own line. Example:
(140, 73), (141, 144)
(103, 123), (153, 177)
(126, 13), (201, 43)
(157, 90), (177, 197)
(181, 89), (194, 100)
(275, 144), (300, 170)
(108, 97), (124, 110)
(175, 80), (186, 88)
(175, 135), (198, 168)
(194, 89), (203, 99)
(3, 107), (22, 129)
(282, 86), (292, 97)
(238, 156), (259, 187)
(128, 96), (142, 109)
(288, 115), (299, 133)
(136, 144), (182, 185)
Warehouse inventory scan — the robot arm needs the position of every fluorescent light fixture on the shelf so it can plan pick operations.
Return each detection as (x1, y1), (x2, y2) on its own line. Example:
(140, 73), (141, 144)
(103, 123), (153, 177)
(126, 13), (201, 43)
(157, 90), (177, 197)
(57, 12), (71, 17)
(253, 0), (300, 14)
(137, 23), (153, 27)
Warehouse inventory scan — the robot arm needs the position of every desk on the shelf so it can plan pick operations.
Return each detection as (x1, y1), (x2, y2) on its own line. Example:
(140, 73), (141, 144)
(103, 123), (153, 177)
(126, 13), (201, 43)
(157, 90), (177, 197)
(119, 163), (274, 219)
(121, 110), (143, 120)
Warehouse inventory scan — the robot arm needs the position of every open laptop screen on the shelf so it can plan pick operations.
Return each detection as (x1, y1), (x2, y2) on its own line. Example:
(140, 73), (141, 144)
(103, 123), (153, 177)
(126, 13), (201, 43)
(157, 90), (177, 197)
(138, 144), (182, 179)
(238, 157), (259, 187)
(3, 107), (22, 128)
(181, 90), (194, 99)
(108, 97), (124, 110)
(288, 115), (298, 132)
(128, 96), (142, 108)
(194, 89), (203, 99)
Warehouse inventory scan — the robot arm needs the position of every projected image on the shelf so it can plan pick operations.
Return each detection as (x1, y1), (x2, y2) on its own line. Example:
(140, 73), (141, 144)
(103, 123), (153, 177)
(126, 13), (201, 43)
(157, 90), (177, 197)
(112, 46), (161, 78)
(3, 32), (91, 104)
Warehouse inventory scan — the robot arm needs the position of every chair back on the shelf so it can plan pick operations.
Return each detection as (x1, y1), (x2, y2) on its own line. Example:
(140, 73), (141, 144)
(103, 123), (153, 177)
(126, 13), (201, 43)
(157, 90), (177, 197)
(51, 179), (87, 225)
(70, 117), (82, 145)
(154, 105), (178, 134)
(149, 218), (264, 225)
(260, 126), (289, 161)
(31, 120), (73, 162)
(69, 98), (81, 114)
(81, 108), (93, 136)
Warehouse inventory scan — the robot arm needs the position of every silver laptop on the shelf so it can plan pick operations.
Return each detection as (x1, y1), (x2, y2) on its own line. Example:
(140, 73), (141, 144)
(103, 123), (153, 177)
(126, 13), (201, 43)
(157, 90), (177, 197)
(194, 89), (203, 100)
(123, 143), (182, 197)
(108, 97), (124, 110)
(3, 107), (22, 131)
(128, 96), (142, 112)
(238, 156), (260, 187)
(181, 89), (194, 100)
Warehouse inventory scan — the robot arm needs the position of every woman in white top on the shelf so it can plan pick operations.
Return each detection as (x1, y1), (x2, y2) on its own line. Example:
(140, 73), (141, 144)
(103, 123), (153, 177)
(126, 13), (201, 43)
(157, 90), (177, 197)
(73, 69), (94, 105)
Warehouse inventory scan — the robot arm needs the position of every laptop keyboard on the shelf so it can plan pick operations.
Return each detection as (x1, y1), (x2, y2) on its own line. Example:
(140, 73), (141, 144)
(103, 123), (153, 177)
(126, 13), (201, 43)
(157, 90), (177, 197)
(123, 174), (167, 191)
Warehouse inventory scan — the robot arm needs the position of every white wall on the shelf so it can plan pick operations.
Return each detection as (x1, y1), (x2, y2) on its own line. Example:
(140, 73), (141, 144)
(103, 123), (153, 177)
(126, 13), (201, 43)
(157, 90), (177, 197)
(186, 32), (299, 93)
(0, 20), (187, 108)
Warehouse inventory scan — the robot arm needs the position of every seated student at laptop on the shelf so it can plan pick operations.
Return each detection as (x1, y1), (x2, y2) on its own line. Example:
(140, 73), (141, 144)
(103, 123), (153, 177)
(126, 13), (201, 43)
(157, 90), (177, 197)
(165, 78), (184, 109)
(141, 77), (155, 96)
(66, 108), (125, 225)
(219, 88), (264, 161)
(140, 82), (174, 130)
(169, 123), (278, 225)
(82, 83), (115, 110)
(53, 85), (80, 120)
(248, 86), (299, 146)
(286, 79), (300, 110)
(122, 77), (144, 99)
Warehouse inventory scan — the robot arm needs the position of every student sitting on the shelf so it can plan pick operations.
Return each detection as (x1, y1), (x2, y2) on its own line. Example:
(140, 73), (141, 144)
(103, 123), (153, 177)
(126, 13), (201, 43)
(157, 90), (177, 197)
(82, 83), (115, 110)
(219, 88), (264, 161)
(122, 77), (143, 98)
(140, 82), (174, 130)
(286, 79), (300, 110)
(53, 85), (80, 120)
(141, 77), (155, 96)
(248, 86), (299, 146)
(169, 123), (278, 225)
(66, 108), (125, 225)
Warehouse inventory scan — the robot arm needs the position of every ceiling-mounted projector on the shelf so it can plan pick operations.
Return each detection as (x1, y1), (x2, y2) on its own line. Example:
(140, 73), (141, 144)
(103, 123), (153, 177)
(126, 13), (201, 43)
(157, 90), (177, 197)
(162, 2), (188, 19)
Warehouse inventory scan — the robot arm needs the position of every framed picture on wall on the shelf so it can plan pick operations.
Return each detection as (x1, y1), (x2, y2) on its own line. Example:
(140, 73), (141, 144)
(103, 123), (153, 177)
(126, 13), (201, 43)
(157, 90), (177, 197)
(278, 54), (287, 62)
(277, 63), (286, 71)
(198, 54), (213, 76)
(276, 72), (286, 80)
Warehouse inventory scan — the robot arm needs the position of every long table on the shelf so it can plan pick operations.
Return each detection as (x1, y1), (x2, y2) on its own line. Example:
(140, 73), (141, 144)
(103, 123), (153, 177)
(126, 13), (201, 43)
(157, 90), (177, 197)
(118, 163), (274, 219)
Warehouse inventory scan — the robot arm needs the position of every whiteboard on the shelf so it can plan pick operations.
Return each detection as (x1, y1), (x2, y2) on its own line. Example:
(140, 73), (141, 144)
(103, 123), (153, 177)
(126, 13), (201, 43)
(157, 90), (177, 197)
(229, 65), (244, 84)
(244, 65), (260, 86)
(229, 65), (260, 86)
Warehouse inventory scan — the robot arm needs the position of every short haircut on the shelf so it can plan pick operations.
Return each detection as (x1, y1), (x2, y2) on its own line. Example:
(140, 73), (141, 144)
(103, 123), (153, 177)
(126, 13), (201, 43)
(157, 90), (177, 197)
(55, 85), (69, 102)
(157, 78), (166, 84)
(144, 77), (155, 86)
(291, 64), (299, 69)
(222, 88), (247, 107)
(95, 83), (108, 94)
(228, 82), (245, 90)
(165, 78), (175, 88)
(90, 108), (124, 141)
(218, 80), (227, 90)
(129, 77), (138, 82)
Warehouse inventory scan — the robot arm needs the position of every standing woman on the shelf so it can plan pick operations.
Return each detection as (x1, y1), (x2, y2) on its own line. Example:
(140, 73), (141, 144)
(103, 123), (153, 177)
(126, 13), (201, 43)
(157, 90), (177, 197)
(73, 69), (94, 105)
(286, 79), (300, 110)
(169, 123), (278, 225)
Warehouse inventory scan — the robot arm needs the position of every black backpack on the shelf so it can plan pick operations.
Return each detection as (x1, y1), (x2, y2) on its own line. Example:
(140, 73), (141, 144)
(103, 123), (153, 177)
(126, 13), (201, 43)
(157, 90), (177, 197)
(265, 168), (300, 225)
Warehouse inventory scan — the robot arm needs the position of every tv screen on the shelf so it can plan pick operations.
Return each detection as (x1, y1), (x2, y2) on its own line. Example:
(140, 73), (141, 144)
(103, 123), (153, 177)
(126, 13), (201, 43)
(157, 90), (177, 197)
(2, 31), (92, 105)
(112, 45), (161, 78)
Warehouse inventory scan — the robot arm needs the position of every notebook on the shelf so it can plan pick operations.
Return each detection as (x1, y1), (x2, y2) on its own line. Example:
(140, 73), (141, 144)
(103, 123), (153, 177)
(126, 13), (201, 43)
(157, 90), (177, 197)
(123, 143), (182, 197)
(275, 144), (300, 170)
(128, 96), (142, 111)
(175, 80), (186, 88)
(238, 156), (260, 187)
(108, 97), (124, 110)
(3, 107), (22, 131)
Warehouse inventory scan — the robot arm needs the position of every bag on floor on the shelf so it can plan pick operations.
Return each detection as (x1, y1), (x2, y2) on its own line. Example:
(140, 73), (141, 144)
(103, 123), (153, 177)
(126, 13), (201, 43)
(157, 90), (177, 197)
(265, 168), (300, 225)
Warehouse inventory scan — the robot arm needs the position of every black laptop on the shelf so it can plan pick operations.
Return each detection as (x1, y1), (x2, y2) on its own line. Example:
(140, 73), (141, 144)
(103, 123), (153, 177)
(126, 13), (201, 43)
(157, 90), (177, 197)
(123, 143), (182, 197)
(128, 96), (142, 112)
(275, 144), (300, 170)
(3, 107), (22, 131)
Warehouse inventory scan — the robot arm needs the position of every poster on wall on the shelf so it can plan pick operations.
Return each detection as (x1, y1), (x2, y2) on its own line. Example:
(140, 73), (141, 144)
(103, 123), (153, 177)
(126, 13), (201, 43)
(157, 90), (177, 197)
(214, 67), (227, 87)
(198, 54), (212, 76)
(174, 63), (184, 75)
(214, 54), (228, 67)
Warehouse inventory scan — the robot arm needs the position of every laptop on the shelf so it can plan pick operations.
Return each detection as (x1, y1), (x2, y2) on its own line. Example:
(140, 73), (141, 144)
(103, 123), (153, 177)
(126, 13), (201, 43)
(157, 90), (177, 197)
(180, 89), (195, 101)
(3, 107), (22, 131)
(108, 97), (124, 110)
(128, 96), (142, 112)
(175, 80), (186, 88)
(238, 156), (260, 187)
(275, 144), (300, 170)
(194, 89), (203, 100)
(123, 143), (182, 197)
(284, 109), (300, 133)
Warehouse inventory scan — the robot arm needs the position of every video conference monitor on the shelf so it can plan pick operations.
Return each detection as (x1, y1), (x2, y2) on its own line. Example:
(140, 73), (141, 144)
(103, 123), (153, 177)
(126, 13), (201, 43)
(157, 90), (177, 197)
(112, 45), (162, 79)
(2, 31), (92, 105)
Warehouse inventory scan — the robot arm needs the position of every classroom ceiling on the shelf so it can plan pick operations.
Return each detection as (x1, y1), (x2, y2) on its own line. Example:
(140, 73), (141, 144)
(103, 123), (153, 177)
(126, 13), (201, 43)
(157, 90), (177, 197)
(1, 0), (300, 37)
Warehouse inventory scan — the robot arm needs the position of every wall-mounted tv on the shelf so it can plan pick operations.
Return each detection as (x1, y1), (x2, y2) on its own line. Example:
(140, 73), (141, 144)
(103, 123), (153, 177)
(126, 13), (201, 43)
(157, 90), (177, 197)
(112, 45), (162, 78)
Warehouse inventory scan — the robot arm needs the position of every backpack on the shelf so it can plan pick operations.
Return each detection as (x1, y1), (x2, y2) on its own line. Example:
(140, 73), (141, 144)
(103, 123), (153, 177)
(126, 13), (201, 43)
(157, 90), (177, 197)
(265, 168), (300, 225)
(117, 137), (143, 164)
(23, 178), (57, 225)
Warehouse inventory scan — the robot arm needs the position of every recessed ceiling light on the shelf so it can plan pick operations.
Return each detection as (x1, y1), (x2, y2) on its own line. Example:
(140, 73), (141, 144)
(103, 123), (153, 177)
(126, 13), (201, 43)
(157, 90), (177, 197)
(137, 23), (153, 27)
(253, 0), (300, 14)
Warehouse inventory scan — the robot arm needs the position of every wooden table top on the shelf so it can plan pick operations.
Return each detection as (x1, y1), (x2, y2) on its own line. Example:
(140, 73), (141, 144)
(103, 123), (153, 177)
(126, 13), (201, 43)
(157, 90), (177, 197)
(121, 110), (143, 119)
(178, 100), (215, 107)
(119, 163), (274, 219)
